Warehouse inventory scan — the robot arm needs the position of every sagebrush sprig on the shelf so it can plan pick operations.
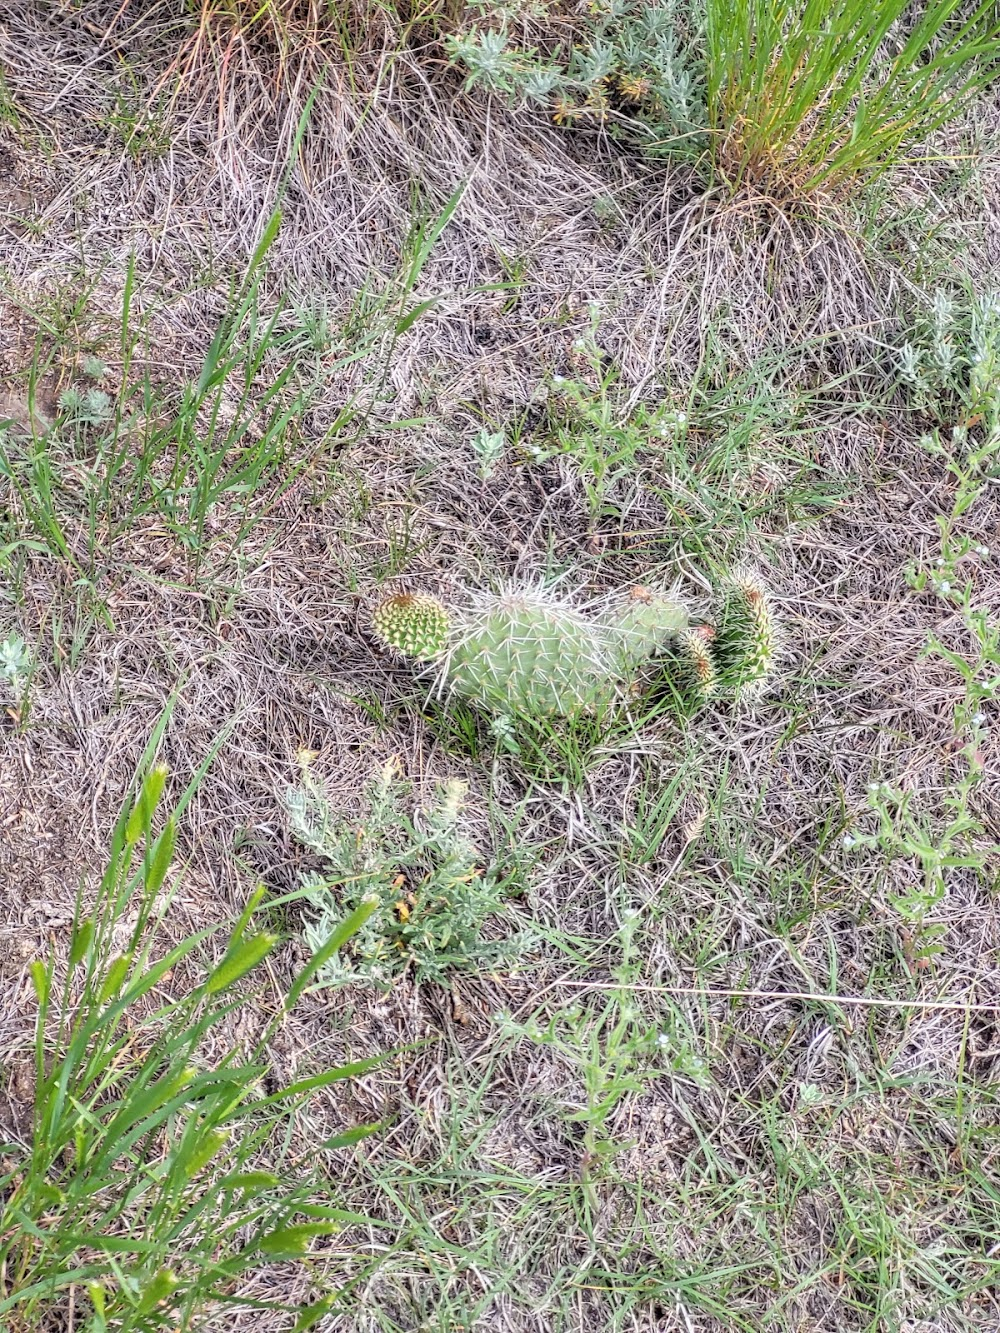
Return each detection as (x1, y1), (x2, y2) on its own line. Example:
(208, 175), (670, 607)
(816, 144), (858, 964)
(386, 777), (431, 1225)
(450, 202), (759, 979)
(285, 757), (521, 989)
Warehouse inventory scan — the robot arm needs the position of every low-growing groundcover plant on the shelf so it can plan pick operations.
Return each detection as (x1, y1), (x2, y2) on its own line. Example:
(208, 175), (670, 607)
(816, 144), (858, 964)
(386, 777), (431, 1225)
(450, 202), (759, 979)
(0, 755), (382, 1333)
(285, 756), (528, 990)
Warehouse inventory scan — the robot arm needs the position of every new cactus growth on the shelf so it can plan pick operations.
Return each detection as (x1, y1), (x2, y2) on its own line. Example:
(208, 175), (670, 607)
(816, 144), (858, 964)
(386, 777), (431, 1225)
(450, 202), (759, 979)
(606, 585), (689, 671)
(712, 572), (778, 699)
(655, 626), (718, 714)
(372, 592), (451, 662)
(445, 586), (617, 718)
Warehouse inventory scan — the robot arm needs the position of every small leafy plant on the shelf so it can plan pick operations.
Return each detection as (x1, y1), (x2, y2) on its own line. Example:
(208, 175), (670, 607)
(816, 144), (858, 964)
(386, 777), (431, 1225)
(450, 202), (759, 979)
(899, 287), (1000, 430)
(496, 912), (709, 1210)
(522, 324), (692, 517)
(845, 286), (1000, 963)
(285, 757), (523, 990)
(0, 628), (31, 703)
(447, 1), (708, 161)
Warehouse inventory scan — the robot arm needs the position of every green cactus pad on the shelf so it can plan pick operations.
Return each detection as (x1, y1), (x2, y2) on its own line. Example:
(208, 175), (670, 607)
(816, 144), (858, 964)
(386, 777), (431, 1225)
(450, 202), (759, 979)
(372, 593), (451, 662)
(606, 585), (689, 671)
(713, 573), (777, 699)
(441, 587), (616, 718)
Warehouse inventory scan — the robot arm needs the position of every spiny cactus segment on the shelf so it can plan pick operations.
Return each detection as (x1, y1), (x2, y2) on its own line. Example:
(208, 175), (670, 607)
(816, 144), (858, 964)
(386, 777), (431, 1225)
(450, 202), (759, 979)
(656, 626), (718, 715)
(370, 570), (781, 730)
(606, 585), (689, 671)
(445, 587), (616, 718)
(372, 592), (451, 662)
(712, 572), (778, 700)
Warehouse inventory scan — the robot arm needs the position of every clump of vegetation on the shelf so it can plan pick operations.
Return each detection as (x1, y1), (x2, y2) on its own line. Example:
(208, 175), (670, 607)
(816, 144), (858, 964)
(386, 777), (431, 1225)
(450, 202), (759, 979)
(705, 0), (1000, 194)
(0, 758), (378, 1332)
(448, 0), (708, 159)
(371, 570), (780, 732)
(448, 0), (1000, 197)
(285, 757), (524, 990)
(899, 286), (1000, 429)
(374, 580), (673, 718)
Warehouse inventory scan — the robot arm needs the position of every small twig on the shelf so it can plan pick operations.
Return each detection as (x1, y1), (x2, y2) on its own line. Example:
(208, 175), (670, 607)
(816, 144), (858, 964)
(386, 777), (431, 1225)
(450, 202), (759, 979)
(527, 979), (996, 1015)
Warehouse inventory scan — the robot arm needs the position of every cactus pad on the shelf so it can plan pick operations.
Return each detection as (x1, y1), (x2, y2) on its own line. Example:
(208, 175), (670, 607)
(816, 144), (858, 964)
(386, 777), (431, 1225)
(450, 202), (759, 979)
(442, 586), (616, 718)
(713, 573), (778, 699)
(372, 592), (451, 662)
(607, 584), (689, 671)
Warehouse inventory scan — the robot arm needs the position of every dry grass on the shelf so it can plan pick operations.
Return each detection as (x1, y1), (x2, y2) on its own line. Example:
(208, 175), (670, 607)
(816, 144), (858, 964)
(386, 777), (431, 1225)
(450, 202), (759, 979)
(2, 1), (1000, 1330)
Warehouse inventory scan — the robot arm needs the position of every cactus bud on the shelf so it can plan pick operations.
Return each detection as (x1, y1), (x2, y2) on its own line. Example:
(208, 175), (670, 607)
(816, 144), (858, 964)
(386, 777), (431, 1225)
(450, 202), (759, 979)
(372, 593), (451, 662)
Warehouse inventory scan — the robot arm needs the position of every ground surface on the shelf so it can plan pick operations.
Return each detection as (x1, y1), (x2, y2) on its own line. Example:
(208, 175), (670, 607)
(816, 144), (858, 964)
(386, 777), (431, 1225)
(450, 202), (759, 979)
(2, 4), (1000, 1331)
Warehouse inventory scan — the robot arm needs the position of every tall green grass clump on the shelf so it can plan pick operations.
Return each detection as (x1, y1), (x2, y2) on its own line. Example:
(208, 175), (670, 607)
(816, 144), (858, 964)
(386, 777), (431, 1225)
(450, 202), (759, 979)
(0, 745), (379, 1331)
(706, 0), (1000, 193)
(449, 0), (1000, 197)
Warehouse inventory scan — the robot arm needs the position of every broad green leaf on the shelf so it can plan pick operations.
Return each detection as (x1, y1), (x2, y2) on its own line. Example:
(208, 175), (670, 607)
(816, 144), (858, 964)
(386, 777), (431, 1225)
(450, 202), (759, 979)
(224, 884), (268, 957)
(293, 1295), (338, 1330)
(182, 1128), (229, 1180)
(87, 1282), (107, 1332)
(125, 764), (168, 845)
(319, 1121), (385, 1151)
(395, 297), (437, 336)
(234, 1056), (383, 1117)
(220, 1170), (280, 1194)
(253, 1222), (340, 1258)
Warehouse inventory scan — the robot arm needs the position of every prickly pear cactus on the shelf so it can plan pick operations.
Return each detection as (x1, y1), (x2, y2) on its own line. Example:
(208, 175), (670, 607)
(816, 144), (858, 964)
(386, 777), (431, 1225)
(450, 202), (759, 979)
(372, 592), (451, 662)
(656, 626), (718, 714)
(369, 573), (781, 731)
(712, 572), (778, 699)
(606, 585), (689, 671)
(444, 586), (617, 718)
